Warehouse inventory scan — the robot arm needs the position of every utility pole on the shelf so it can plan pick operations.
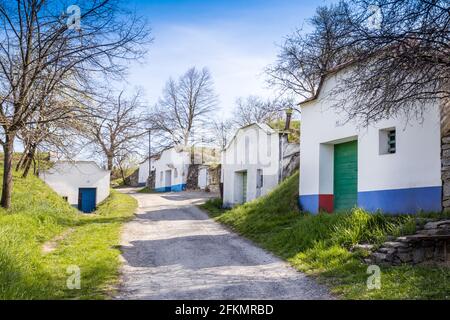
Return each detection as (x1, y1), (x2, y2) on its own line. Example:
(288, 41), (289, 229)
(148, 128), (151, 187)
(201, 135), (204, 164)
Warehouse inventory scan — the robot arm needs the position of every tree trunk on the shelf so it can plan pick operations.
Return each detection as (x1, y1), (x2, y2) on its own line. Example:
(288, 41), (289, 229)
(20, 147), (33, 171)
(441, 96), (450, 212)
(184, 131), (190, 146)
(15, 145), (29, 171)
(1, 134), (15, 209)
(107, 155), (113, 171)
(22, 155), (33, 178)
(22, 145), (36, 178)
(119, 164), (127, 185)
(33, 156), (37, 175)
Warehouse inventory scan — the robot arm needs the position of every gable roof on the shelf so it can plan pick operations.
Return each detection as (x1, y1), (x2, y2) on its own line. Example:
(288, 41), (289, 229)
(298, 41), (424, 106)
(225, 123), (277, 151)
(299, 60), (356, 106)
(41, 160), (110, 175)
(145, 145), (221, 166)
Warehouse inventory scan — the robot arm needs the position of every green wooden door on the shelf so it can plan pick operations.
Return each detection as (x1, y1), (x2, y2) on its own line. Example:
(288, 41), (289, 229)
(242, 172), (247, 203)
(334, 141), (358, 210)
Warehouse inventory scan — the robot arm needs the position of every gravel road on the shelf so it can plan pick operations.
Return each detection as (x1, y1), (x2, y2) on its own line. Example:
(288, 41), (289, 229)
(115, 190), (333, 300)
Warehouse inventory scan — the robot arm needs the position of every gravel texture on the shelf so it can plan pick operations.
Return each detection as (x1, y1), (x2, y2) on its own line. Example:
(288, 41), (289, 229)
(115, 190), (333, 300)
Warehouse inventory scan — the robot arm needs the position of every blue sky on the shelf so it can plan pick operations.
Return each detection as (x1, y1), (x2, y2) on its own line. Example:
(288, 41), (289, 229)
(124, 0), (331, 118)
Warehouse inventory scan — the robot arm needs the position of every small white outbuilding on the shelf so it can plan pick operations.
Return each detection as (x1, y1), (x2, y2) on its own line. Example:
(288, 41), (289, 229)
(39, 161), (110, 213)
(221, 122), (299, 208)
(299, 65), (442, 214)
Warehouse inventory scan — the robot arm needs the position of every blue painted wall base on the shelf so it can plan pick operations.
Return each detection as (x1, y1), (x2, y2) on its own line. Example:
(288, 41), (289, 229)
(298, 194), (319, 213)
(154, 184), (187, 193)
(358, 186), (442, 214)
(299, 186), (442, 214)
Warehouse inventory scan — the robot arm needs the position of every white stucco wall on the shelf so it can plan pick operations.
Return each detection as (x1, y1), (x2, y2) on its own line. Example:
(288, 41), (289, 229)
(138, 161), (149, 185)
(222, 124), (281, 207)
(40, 161), (110, 207)
(138, 157), (158, 185)
(152, 147), (191, 190)
(299, 71), (442, 212)
(198, 166), (208, 190)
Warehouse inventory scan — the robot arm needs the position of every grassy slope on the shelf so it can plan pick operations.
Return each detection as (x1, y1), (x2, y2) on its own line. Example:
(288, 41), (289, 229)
(0, 171), (137, 299)
(201, 172), (450, 299)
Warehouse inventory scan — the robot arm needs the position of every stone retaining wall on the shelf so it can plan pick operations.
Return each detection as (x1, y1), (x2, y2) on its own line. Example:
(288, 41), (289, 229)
(206, 165), (221, 193)
(147, 171), (155, 189)
(124, 169), (139, 187)
(186, 164), (199, 190)
(443, 134), (450, 212)
(442, 97), (449, 212)
(365, 220), (450, 266)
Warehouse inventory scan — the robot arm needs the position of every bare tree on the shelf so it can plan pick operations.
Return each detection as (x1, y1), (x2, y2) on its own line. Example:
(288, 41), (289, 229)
(150, 67), (218, 146)
(267, 0), (449, 129)
(270, 0), (448, 124)
(15, 92), (88, 177)
(329, 0), (449, 125)
(208, 119), (235, 150)
(86, 91), (147, 172)
(0, 0), (151, 208)
(266, 2), (354, 100)
(232, 96), (293, 127)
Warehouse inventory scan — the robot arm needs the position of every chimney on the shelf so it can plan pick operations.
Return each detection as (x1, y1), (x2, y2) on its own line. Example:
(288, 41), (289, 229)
(284, 108), (293, 131)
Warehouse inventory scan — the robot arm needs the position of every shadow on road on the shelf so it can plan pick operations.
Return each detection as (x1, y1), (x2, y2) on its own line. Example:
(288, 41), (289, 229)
(120, 233), (272, 270)
(137, 208), (209, 221)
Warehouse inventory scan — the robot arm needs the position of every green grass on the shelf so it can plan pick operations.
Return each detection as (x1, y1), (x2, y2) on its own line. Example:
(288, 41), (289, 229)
(200, 198), (225, 217)
(0, 171), (137, 299)
(111, 178), (126, 188)
(200, 172), (450, 300)
(137, 186), (156, 193)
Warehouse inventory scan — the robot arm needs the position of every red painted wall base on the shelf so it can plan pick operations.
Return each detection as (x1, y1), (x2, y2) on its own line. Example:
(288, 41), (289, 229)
(319, 195), (334, 213)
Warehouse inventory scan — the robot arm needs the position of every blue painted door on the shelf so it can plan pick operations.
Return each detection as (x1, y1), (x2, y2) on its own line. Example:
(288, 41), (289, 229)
(78, 188), (96, 213)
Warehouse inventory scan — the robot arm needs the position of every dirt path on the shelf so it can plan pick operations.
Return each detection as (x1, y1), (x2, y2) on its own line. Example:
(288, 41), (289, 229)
(116, 190), (333, 300)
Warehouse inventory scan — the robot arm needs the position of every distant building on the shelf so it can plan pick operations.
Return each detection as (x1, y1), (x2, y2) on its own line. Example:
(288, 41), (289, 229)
(198, 165), (209, 190)
(138, 160), (150, 186)
(299, 66), (442, 214)
(144, 146), (220, 192)
(198, 164), (221, 193)
(221, 122), (299, 208)
(137, 155), (159, 187)
(39, 161), (110, 213)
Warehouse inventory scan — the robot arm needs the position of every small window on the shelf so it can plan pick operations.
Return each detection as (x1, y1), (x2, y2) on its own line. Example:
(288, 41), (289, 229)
(387, 130), (396, 153)
(174, 168), (178, 178)
(379, 128), (396, 155)
(160, 171), (164, 182)
(256, 169), (263, 188)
